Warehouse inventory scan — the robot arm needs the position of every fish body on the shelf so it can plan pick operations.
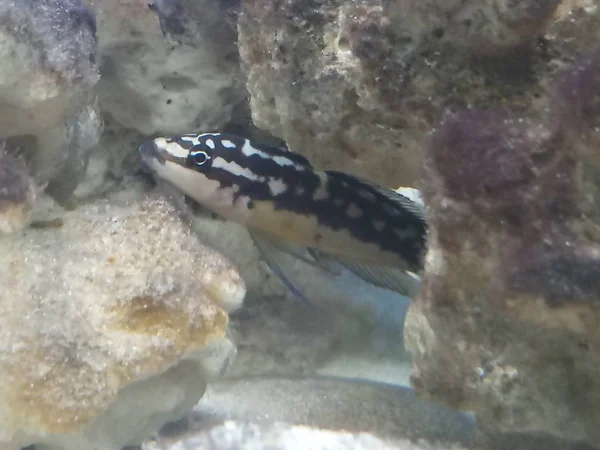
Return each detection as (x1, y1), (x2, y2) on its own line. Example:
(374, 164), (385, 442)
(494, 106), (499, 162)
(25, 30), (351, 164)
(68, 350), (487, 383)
(139, 132), (428, 294)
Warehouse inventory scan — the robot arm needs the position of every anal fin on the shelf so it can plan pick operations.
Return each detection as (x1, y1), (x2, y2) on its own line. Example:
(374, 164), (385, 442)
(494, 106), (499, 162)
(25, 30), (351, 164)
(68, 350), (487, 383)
(334, 259), (422, 299)
(249, 230), (421, 301)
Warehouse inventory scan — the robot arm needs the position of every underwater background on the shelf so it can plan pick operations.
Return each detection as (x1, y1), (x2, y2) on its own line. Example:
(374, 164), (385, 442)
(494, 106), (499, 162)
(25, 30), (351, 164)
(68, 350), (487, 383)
(0, 0), (598, 449)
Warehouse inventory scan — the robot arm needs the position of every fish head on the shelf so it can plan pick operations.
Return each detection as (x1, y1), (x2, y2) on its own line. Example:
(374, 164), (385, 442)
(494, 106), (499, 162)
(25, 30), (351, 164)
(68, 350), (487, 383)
(138, 133), (254, 221)
(139, 132), (220, 170)
(138, 133), (222, 188)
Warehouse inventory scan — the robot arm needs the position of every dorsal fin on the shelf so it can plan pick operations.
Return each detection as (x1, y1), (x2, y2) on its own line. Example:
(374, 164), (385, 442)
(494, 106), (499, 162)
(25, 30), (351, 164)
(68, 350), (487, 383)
(325, 170), (428, 224)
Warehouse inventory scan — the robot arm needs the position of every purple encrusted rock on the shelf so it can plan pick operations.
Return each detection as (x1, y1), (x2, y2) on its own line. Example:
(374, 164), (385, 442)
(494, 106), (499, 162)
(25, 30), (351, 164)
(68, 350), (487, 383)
(551, 48), (600, 160)
(425, 108), (578, 224)
(405, 47), (600, 446)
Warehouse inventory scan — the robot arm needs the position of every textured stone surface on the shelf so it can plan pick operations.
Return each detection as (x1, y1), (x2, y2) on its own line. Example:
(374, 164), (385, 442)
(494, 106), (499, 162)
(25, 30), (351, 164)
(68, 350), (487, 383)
(155, 421), (465, 450)
(0, 0), (100, 187)
(87, 0), (245, 136)
(154, 377), (476, 449)
(44, 100), (104, 205)
(404, 46), (600, 445)
(0, 194), (245, 449)
(0, 151), (36, 233)
(236, 0), (577, 189)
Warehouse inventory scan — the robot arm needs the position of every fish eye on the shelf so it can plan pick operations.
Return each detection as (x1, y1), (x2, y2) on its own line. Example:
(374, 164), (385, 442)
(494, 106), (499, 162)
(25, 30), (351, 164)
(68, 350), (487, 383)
(191, 151), (210, 166)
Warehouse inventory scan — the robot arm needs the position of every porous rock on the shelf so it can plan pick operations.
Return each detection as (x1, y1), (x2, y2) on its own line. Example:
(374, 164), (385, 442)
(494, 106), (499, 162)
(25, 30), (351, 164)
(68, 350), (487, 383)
(87, 0), (246, 135)
(0, 194), (245, 450)
(0, 0), (100, 186)
(0, 151), (36, 234)
(237, 0), (568, 188)
(386, 0), (561, 56)
(404, 48), (600, 445)
(45, 99), (105, 205)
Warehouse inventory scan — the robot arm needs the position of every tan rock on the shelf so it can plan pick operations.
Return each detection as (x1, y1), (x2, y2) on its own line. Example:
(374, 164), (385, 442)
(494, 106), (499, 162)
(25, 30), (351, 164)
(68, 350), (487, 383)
(86, 0), (245, 135)
(0, 0), (100, 186)
(0, 194), (245, 449)
(0, 152), (36, 234)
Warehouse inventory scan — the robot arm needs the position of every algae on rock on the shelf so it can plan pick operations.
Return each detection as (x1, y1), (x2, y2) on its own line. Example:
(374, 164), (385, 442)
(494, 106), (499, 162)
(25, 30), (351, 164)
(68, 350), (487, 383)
(405, 47), (600, 446)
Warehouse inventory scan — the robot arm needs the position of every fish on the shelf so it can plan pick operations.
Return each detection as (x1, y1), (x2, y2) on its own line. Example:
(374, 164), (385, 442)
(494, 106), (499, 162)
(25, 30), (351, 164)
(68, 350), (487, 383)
(138, 132), (428, 298)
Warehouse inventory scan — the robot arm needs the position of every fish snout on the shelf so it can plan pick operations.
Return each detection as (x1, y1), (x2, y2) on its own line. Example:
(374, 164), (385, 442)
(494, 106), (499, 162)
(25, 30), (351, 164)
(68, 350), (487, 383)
(139, 140), (166, 166)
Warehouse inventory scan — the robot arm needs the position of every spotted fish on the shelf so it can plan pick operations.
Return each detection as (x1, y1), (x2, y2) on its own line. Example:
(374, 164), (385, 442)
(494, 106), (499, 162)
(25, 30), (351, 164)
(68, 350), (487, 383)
(139, 133), (427, 298)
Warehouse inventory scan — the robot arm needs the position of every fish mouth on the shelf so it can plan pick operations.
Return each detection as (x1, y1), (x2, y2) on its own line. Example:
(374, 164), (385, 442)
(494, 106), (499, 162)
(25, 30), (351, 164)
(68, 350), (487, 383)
(139, 140), (166, 166)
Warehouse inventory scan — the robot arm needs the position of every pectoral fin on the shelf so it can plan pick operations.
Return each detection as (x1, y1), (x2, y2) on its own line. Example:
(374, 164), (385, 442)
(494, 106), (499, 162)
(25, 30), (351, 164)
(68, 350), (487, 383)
(249, 230), (314, 303)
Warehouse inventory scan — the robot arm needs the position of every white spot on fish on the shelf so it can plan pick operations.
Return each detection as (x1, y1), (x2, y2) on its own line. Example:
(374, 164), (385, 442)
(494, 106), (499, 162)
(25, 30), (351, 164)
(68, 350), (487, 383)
(333, 198), (344, 207)
(156, 137), (191, 159)
(295, 186), (305, 195)
(180, 135), (200, 146)
(205, 139), (215, 149)
(393, 226), (418, 240)
(372, 220), (385, 231)
(213, 157), (261, 181)
(221, 140), (237, 149)
(241, 140), (304, 168)
(346, 203), (362, 218)
(312, 172), (329, 200)
(268, 178), (288, 196)
(312, 185), (329, 200)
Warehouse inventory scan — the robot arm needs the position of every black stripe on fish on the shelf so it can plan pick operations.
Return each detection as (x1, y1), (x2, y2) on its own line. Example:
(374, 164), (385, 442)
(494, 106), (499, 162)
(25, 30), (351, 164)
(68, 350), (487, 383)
(179, 134), (427, 270)
(174, 133), (313, 168)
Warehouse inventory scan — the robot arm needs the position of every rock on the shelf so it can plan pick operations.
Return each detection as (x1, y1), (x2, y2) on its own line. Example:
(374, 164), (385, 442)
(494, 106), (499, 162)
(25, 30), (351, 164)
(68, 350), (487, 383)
(69, 115), (150, 204)
(0, 0), (100, 187)
(160, 377), (476, 448)
(45, 99), (104, 205)
(187, 214), (283, 299)
(0, 194), (245, 450)
(237, 0), (569, 189)
(155, 421), (465, 450)
(225, 298), (340, 378)
(148, 0), (239, 49)
(386, 0), (561, 56)
(404, 48), (600, 445)
(87, 0), (246, 136)
(148, 377), (598, 450)
(0, 151), (36, 234)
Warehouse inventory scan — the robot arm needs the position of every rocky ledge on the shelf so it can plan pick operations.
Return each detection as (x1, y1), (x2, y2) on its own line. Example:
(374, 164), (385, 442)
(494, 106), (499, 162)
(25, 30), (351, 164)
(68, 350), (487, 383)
(0, 195), (245, 450)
